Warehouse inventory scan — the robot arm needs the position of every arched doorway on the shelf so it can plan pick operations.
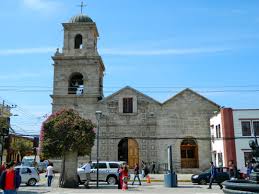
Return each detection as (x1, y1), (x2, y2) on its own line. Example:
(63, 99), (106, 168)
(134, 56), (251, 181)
(118, 138), (139, 168)
(181, 138), (199, 168)
(118, 138), (128, 162)
(74, 34), (83, 49)
(68, 72), (84, 94)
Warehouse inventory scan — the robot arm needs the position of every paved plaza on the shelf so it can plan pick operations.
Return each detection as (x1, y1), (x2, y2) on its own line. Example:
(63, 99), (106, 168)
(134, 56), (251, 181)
(15, 183), (224, 194)
(9, 175), (224, 194)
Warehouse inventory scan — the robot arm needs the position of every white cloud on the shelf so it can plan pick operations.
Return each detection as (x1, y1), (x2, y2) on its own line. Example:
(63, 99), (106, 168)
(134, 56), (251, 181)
(99, 47), (231, 56)
(22, 0), (61, 12)
(0, 47), (56, 55)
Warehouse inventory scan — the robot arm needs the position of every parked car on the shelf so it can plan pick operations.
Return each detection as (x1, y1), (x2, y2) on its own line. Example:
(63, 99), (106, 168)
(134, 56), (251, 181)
(77, 161), (124, 185)
(15, 166), (40, 186)
(191, 167), (230, 185)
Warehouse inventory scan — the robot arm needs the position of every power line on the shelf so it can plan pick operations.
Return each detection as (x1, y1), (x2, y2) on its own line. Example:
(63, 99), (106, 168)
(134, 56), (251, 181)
(1, 84), (259, 89)
(1, 89), (259, 94)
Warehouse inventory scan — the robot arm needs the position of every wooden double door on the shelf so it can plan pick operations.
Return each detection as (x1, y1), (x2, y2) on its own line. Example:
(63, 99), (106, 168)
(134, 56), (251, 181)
(181, 140), (199, 168)
(118, 138), (139, 168)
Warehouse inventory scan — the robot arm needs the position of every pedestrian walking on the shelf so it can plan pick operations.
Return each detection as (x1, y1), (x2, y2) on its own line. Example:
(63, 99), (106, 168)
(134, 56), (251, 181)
(122, 165), (129, 191)
(228, 160), (238, 180)
(246, 162), (253, 179)
(84, 160), (92, 188)
(151, 161), (156, 174)
(0, 161), (21, 194)
(46, 162), (54, 187)
(207, 162), (223, 189)
(132, 163), (141, 185)
(142, 163), (151, 183)
(0, 162), (6, 176)
(141, 161), (145, 178)
(118, 164), (123, 189)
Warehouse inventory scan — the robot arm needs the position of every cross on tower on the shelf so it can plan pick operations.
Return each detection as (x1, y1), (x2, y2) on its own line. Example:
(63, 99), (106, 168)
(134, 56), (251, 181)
(78, 1), (87, 14)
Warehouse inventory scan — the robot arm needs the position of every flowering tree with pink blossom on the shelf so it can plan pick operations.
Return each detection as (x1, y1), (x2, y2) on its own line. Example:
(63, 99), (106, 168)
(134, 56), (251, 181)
(41, 109), (95, 188)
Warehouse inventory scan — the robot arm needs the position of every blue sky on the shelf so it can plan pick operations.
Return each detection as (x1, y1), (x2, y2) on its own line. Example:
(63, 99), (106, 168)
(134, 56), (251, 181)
(0, 0), (259, 135)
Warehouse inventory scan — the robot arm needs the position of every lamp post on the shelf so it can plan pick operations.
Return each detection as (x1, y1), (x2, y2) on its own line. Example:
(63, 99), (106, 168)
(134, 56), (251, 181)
(95, 111), (102, 188)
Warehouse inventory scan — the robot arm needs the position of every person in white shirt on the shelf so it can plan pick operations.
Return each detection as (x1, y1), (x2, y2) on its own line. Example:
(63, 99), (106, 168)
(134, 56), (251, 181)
(84, 161), (92, 188)
(46, 163), (54, 187)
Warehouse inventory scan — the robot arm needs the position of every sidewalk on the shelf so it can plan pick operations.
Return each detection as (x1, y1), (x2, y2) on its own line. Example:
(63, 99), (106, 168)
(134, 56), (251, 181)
(26, 174), (223, 194)
(38, 173), (192, 186)
(131, 173), (192, 182)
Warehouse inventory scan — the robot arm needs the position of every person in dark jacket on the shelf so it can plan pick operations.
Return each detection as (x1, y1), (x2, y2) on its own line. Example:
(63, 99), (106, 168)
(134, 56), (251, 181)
(0, 162), (6, 176)
(0, 161), (21, 194)
(229, 161), (238, 179)
(208, 162), (223, 189)
(132, 163), (141, 185)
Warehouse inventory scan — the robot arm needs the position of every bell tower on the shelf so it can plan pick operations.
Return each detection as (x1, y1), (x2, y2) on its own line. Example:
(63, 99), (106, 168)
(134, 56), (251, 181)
(51, 12), (105, 115)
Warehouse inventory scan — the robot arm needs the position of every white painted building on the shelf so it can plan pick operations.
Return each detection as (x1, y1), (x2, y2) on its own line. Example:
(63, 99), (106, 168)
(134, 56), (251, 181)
(210, 108), (259, 171)
(233, 109), (259, 170)
(210, 112), (225, 167)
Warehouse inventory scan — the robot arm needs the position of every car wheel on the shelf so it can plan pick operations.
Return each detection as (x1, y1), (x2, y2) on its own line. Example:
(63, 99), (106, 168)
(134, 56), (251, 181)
(199, 179), (207, 185)
(27, 178), (37, 186)
(107, 176), (117, 185)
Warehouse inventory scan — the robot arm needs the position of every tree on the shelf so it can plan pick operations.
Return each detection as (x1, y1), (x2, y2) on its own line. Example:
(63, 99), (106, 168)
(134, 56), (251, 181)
(0, 117), (9, 136)
(41, 109), (96, 188)
(12, 139), (33, 160)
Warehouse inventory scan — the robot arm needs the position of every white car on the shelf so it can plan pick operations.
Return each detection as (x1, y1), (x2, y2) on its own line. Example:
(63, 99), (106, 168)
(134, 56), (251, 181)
(77, 161), (124, 185)
(15, 166), (40, 186)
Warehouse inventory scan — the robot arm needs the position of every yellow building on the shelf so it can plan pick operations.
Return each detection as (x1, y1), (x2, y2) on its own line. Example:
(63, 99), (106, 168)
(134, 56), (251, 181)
(5, 134), (34, 163)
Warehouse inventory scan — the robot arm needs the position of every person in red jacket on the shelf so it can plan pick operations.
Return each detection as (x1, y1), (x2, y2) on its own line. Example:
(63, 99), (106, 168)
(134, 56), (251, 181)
(0, 161), (21, 194)
(121, 165), (129, 191)
(117, 164), (123, 189)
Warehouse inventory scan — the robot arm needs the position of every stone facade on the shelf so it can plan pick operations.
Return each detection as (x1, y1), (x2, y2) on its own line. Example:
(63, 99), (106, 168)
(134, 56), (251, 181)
(51, 14), (220, 173)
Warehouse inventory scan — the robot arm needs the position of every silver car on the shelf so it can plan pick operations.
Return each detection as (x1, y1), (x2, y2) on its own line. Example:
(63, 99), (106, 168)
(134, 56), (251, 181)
(15, 166), (40, 186)
(77, 161), (124, 185)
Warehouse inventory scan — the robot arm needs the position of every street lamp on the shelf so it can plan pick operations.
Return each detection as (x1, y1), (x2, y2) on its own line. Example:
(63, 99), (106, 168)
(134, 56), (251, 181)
(95, 111), (102, 188)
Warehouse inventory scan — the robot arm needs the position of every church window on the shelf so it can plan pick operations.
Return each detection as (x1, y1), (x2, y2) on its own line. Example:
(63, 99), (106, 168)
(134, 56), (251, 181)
(123, 98), (133, 113)
(74, 34), (83, 49)
(68, 73), (84, 95)
(181, 138), (199, 168)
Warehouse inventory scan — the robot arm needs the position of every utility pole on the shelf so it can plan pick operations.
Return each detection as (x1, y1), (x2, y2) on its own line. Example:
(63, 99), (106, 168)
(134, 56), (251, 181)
(0, 100), (7, 165)
(0, 100), (17, 164)
(95, 111), (102, 189)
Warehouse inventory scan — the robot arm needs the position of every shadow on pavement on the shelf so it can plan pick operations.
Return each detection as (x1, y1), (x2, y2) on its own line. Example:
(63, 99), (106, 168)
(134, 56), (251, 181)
(17, 192), (49, 194)
(78, 185), (118, 189)
(77, 184), (142, 191)
(20, 185), (44, 187)
(177, 185), (203, 189)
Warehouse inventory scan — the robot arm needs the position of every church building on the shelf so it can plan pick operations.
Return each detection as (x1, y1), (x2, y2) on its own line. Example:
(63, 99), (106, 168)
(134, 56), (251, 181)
(51, 12), (220, 173)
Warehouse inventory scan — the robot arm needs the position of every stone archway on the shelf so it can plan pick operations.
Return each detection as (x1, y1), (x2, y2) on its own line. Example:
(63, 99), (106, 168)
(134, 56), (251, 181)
(181, 138), (199, 168)
(118, 138), (128, 163)
(118, 138), (139, 168)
